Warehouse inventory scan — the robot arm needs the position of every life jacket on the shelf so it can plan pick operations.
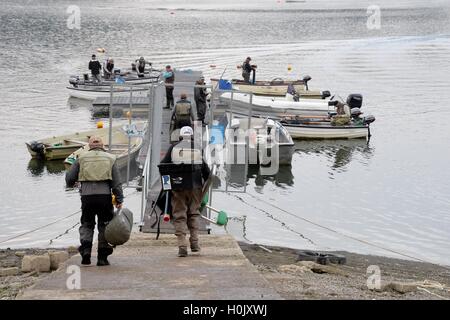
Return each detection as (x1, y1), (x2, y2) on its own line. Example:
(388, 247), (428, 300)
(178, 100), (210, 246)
(174, 101), (192, 122)
(78, 149), (116, 182)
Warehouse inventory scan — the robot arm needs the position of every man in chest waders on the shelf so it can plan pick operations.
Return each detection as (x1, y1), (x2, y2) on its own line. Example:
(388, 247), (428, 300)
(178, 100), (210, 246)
(65, 136), (124, 266)
(171, 93), (195, 131)
(160, 126), (210, 257)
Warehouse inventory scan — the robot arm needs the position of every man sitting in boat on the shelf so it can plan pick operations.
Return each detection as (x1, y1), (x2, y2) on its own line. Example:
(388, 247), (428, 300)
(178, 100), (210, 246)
(135, 56), (152, 77)
(242, 57), (256, 83)
(103, 58), (115, 80)
(88, 54), (102, 84)
(171, 93), (195, 132)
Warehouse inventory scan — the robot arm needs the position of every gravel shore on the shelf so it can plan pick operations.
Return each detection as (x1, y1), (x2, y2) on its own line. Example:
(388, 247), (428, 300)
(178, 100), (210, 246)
(239, 242), (450, 300)
(2, 244), (449, 300)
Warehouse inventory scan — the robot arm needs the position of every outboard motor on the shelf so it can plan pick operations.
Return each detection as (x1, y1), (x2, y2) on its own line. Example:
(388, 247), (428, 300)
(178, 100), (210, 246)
(29, 141), (45, 157)
(328, 100), (339, 107)
(363, 115), (376, 125)
(69, 76), (79, 87)
(347, 94), (363, 109)
(302, 75), (312, 91)
(321, 90), (331, 99)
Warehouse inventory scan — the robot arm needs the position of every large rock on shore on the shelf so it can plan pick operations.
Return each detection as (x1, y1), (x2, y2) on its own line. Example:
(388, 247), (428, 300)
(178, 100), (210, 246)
(0, 267), (19, 277)
(48, 251), (69, 270)
(21, 254), (51, 272)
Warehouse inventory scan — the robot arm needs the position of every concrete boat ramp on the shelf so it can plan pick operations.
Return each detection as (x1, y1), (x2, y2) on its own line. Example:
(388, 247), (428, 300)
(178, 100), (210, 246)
(17, 233), (281, 300)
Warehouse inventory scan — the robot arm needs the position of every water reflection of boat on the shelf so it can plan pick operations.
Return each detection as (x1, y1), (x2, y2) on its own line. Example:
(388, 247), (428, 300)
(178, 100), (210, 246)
(223, 163), (294, 188)
(27, 159), (66, 176)
(295, 139), (374, 171)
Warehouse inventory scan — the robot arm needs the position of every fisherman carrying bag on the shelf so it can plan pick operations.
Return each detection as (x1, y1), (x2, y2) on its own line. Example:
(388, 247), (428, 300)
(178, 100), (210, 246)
(104, 207), (133, 246)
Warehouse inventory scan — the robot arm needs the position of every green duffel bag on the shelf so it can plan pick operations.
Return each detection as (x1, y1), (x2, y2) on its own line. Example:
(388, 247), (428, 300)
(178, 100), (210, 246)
(105, 208), (133, 246)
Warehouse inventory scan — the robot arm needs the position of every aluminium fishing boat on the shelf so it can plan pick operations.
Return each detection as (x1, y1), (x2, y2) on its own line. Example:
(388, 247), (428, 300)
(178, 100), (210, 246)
(67, 69), (161, 100)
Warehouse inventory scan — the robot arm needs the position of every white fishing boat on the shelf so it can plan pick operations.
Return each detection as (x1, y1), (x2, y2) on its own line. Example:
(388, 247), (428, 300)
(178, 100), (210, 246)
(222, 116), (295, 165)
(67, 70), (161, 100)
(280, 114), (376, 140)
(211, 76), (328, 98)
(218, 91), (337, 118)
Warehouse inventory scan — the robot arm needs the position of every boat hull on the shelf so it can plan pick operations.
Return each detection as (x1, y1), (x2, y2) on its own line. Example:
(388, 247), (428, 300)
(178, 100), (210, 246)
(285, 124), (369, 139)
(67, 86), (148, 100)
(218, 92), (331, 118)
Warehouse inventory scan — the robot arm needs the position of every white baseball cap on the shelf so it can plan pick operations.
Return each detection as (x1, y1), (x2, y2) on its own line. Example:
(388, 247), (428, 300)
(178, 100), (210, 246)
(180, 126), (193, 137)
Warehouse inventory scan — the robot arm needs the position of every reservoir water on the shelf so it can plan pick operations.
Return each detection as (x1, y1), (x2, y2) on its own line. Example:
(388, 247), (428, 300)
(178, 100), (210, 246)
(1, 0), (449, 265)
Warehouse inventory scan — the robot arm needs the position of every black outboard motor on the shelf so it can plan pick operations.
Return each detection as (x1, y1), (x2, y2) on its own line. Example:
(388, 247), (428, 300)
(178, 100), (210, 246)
(29, 141), (45, 157)
(347, 94), (363, 109)
(321, 90), (331, 99)
(302, 75), (312, 91)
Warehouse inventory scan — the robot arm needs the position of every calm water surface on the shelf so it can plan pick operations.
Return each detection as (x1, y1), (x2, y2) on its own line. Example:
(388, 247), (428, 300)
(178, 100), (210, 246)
(0, 0), (449, 265)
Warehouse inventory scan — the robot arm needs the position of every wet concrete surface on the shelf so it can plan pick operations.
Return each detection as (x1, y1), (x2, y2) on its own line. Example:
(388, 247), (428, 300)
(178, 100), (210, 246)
(17, 233), (281, 300)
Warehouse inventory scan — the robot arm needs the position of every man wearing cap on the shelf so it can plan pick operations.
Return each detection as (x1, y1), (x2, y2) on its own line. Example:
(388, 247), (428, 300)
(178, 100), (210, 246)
(103, 58), (115, 79)
(171, 93), (195, 130)
(163, 65), (175, 109)
(160, 126), (210, 257)
(242, 57), (255, 83)
(135, 56), (152, 77)
(65, 136), (124, 266)
(194, 77), (208, 125)
(89, 54), (102, 84)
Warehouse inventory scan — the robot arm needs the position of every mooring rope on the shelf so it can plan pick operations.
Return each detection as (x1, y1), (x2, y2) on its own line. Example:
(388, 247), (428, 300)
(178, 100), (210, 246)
(241, 192), (449, 269)
(48, 222), (81, 245)
(0, 209), (81, 245)
(229, 193), (316, 245)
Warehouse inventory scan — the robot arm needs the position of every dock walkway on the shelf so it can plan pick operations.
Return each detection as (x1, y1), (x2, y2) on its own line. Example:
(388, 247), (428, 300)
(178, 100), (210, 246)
(140, 69), (210, 234)
(17, 233), (281, 300)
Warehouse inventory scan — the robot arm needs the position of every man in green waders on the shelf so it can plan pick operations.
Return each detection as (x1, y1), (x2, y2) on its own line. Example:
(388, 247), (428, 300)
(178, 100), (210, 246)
(65, 136), (124, 266)
(160, 126), (210, 257)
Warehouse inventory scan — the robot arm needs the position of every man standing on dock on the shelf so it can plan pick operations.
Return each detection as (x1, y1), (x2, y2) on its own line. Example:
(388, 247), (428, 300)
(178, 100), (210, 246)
(89, 54), (102, 84)
(160, 126), (210, 257)
(65, 136), (124, 266)
(194, 77), (208, 125)
(164, 65), (175, 109)
(171, 93), (195, 130)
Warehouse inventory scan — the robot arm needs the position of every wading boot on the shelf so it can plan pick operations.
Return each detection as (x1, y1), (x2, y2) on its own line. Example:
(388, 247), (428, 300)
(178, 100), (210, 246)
(178, 247), (188, 257)
(78, 241), (92, 265)
(97, 247), (113, 266)
(190, 242), (200, 253)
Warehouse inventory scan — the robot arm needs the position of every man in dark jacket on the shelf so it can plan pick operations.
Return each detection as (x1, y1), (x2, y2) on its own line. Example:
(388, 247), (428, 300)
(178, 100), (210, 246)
(160, 126), (210, 257)
(89, 54), (102, 84)
(163, 65), (175, 109)
(194, 77), (208, 125)
(242, 57), (255, 83)
(66, 136), (124, 266)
